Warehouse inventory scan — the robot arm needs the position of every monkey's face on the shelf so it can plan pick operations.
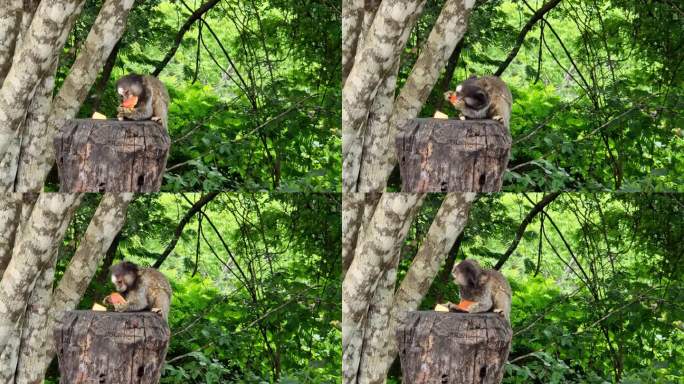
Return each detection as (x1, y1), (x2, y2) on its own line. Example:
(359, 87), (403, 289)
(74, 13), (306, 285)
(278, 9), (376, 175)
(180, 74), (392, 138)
(452, 267), (468, 286)
(116, 75), (144, 107)
(111, 271), (136, 293)
(452, 260), (482, 287)
(110, 261), (139, 292)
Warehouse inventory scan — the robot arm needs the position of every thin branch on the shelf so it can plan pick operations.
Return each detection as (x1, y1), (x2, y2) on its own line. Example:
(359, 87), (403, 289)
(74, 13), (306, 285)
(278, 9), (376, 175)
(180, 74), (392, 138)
(152, 192), (219, 268)
(495, 192), (561, 269)
(178, 0), (254, 107)
(435, 39), (465, 111)
(534, 213), (544, 276)
(152, 0), (221, 76)
(494, 0), (562, 76)
(534, 22), (545, 84)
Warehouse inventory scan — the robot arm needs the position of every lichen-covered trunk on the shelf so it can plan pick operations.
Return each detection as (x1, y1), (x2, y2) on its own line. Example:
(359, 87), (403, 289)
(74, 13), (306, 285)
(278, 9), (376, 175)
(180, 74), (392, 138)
(0, 1), (22, 86)
(343, 193), (474, 384)
(343, 193), (425, 383)
(0, 0), (86, 160)
(0, 194), (133, 382)
(16, 0), (136, 191)
(342, 0), (475, 192)
(341, 0), (428, 192)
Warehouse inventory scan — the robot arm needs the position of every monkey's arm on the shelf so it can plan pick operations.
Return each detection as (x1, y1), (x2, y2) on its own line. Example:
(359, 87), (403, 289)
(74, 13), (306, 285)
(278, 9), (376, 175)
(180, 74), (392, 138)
(466, 289), (493, 314)
(117, 100), (153, 121)
(112, 288), (149, 312)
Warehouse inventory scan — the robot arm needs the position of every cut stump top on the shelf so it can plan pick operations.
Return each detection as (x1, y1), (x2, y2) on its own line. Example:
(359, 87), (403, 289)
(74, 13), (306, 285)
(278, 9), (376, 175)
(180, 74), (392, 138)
(397, 311), (512, 384)
(54, 310), (170, 384)
(396, 118), (511, 193)
(54, 119), (170, 193)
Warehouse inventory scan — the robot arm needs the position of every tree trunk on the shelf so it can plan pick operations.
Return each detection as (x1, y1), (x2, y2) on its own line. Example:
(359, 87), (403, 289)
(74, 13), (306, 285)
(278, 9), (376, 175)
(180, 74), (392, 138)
(397, 311), (511, 384)
(54, 310), (170, 384)
(54, 119), (170, 192)
(396, 119), (511, 192)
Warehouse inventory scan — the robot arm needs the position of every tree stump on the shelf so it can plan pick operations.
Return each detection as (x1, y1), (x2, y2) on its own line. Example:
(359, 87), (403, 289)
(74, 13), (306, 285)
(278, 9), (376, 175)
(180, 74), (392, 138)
(395, 119), (511, 192)
(397, 311), (512, 384)
(54, 310), (170, 384)
(54, 119), (170, 192)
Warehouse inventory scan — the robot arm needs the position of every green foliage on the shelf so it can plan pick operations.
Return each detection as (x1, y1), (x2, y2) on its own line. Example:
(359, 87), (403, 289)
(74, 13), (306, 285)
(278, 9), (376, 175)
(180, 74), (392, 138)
(52, 193), (341, 383)
(393, 193), (683, 383)
(395, 0), (684, 192)
(60, 0), (340, 192)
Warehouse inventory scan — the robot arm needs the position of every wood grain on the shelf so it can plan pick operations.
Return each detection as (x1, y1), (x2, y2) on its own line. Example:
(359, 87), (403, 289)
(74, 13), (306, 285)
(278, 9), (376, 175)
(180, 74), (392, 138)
(54, 310), (170, 384)
(396, 119), (511, 192)
(397, 311), (512, 384)
(54, 119), (170, 192)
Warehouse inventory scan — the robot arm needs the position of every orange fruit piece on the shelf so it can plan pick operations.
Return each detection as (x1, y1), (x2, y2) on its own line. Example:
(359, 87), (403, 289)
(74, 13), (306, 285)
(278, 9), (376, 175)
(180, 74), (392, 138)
(456, 299), (476, 311)
(108, 292), (126, 305)
(121, 95), (138, 108)
(448, 93), (458, 104)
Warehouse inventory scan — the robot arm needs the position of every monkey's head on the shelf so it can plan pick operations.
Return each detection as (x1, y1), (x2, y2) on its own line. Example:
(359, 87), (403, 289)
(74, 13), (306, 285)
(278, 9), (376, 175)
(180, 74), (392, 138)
(110, 261), (139, 293)
(449, 76), (490, 112)
(452, 259), (488, 288)
(116, 74), (145, 107)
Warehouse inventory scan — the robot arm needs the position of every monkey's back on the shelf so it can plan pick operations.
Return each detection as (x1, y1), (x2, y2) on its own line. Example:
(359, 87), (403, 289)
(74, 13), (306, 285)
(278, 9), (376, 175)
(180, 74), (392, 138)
(143, 76), (169, 101)
(487, 269), (512, 297)
(477, 76), (512, 105)
(139, 268), (172, 297)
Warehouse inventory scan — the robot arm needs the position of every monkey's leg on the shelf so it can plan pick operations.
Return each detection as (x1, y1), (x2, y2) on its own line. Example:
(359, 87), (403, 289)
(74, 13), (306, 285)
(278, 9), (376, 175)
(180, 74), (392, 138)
(151, 98), (168, 129)
(113, 299), (148, 313)
(492, 291), (511, 321)
(488, 96), (511, 127)
(149, 288), (171, 320)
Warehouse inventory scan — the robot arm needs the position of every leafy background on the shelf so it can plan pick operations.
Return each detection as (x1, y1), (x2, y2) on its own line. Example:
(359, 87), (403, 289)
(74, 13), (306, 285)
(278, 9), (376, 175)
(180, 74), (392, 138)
(389, 193), (683, 383)
(389, 0), (683, 192)
(51, 0), (341, 192)
(48, 193), (341, 383)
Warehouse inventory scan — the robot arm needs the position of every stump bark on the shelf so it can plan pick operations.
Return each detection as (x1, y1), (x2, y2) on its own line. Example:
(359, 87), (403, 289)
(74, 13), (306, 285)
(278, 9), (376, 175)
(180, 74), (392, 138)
(54, 119), (170, 192)
(397, 311), (512, 384)
(54, 310), (170, 384)
(396, 118), (511, 192)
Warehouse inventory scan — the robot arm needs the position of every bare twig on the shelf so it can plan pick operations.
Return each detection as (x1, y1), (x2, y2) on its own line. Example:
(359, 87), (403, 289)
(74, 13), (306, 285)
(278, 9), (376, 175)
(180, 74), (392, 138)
(495, 0), (562, 76)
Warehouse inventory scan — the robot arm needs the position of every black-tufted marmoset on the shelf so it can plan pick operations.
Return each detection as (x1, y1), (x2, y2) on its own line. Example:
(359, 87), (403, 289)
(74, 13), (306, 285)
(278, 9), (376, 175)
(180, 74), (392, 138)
(116, 74), (170, 130)
(449, 259), (512, 322)
(444, 75), (512, 129)
(105, 261), (172, 321)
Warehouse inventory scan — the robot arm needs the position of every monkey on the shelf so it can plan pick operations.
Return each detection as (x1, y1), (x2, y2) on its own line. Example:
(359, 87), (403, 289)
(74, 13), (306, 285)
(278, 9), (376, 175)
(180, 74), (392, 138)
(449, 259), (512, 322)
(116, 74), (170, 130)
(443, 75), (513, 129)
(104, 261), (172, 321)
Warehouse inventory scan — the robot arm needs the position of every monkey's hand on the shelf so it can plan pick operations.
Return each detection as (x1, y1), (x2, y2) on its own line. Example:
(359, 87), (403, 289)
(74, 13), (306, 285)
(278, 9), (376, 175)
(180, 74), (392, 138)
(447, 302), (469, 313)
(112, 302), (128, 312)
(151, 307), (163, 316)
(150, 116), (162, 124)
(117, 106), (133, 120)
(444, 91), (458, 106)
(492, 115), (504, 123)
